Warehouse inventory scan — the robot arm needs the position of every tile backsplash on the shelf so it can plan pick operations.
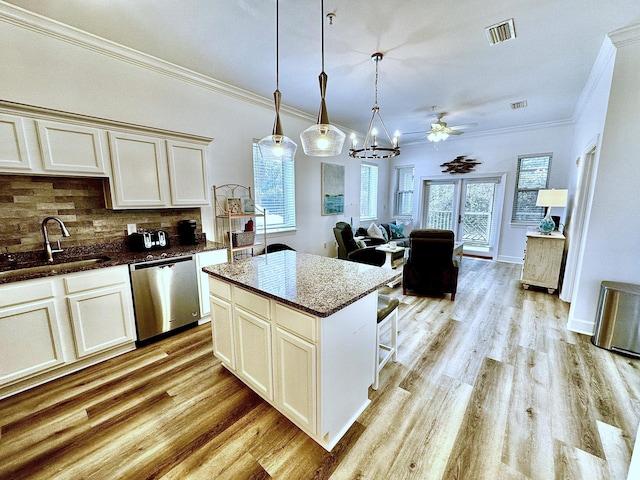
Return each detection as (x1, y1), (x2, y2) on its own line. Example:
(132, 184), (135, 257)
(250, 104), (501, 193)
(0, 175), (203, 253)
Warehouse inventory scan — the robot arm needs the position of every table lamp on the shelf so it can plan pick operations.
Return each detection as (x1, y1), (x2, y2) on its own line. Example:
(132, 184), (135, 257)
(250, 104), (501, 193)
(536, 189), (568, 234)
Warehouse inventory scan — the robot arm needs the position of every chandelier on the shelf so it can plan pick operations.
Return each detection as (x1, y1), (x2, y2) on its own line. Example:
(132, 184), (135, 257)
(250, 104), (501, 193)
(349, 52), (400, 159)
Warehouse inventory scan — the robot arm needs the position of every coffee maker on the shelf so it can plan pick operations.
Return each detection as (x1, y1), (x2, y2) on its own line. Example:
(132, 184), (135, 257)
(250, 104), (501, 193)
(178, 220), (198, 245)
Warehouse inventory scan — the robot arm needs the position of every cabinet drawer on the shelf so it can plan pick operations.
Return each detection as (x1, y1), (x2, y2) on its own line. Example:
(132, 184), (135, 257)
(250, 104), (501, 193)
(64, 265), (128, 294)
(235, 287), (270, 319)
(0, 279), (54, 309)
(275, 303), (316, 342)
(209, 276), (231, 301)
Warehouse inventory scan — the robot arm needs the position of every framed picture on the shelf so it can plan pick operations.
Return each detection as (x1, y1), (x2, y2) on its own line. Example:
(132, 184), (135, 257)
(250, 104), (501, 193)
(321, 162), (345, 215)
(227, 198), (242, 214)
(243, 198), (255, 213)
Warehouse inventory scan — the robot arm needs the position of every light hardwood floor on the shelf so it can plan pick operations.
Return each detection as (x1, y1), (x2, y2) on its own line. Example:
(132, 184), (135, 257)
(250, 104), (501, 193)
(1, 258), (639, 479)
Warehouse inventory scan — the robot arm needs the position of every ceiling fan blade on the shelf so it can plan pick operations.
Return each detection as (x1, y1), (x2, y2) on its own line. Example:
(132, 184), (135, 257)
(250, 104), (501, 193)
(448, 130), (464, 135)
(402, 131), (429, 136)
(449, 123), (479, 130)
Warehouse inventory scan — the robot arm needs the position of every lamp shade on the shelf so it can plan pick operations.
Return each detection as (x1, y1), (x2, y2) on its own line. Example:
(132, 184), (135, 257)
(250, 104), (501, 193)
(258, 133), (297, 162)
(536, 189), (568, 207)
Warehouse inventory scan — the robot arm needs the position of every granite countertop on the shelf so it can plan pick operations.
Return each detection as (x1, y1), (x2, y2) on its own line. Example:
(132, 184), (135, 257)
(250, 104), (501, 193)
(0, 238), (225, 285)
(202, 250), (398, 317)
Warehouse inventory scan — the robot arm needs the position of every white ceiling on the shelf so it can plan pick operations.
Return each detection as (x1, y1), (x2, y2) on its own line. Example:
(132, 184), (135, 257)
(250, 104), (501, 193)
(5, 0), (640, 143)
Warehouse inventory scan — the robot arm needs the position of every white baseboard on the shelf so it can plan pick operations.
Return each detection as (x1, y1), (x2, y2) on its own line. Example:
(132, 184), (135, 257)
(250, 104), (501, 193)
(496, 255), (523, 264)
(567, 316), (595, 336)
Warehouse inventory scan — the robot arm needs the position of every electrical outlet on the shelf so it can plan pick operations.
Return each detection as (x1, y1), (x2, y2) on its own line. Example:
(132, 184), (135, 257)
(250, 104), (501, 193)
(127, 224), (137, 235)
(323, 242), (327, 249)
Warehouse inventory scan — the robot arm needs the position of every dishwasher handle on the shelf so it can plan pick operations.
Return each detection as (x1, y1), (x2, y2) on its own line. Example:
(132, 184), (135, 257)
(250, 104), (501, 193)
(130, 255), (194, 271)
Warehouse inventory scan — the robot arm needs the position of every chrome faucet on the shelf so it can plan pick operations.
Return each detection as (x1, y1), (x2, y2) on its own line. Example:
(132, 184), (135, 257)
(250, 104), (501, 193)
(42, 217), (70, 262)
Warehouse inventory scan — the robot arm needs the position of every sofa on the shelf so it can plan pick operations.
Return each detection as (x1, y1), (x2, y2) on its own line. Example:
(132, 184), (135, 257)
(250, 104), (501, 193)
(356, 222), (410, 248)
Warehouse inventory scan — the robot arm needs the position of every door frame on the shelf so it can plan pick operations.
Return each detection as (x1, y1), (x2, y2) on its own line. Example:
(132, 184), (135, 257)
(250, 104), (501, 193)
(419, 172), (507, 259)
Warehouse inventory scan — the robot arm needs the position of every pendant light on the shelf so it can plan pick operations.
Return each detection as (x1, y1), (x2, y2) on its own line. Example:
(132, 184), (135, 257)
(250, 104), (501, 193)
(299, 0), (345, 157)
(349, 52), (400, 159)
(258, 0), (298, 162)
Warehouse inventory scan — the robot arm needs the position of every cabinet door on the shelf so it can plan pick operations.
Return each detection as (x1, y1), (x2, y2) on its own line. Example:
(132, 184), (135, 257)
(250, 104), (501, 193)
(274, 327), (317, 434)
(234, 307), (273, 400)
(36, 120), (107, 175)
(210, 294), (235, 368)
(0, 299), (65, 385)
(67, 285), (136, 358)
(107, 131), (169, 208)
(166, 140), (209, 206)
(522, 237), (564, 289)
(0, 113), (32, 171)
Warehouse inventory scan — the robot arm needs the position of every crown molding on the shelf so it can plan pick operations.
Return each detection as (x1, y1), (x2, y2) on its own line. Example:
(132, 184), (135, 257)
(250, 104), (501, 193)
(0, 1), (316, 124)
(608, 23), (640, 47)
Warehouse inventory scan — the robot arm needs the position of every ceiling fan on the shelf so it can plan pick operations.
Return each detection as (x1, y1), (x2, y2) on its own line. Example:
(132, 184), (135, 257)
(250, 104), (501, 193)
(405, 113), (476, 143)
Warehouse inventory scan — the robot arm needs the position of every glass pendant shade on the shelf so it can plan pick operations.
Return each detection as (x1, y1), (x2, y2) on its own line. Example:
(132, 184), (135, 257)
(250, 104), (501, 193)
(259, 2), (297, 162)
(300, 2), (345, 157)
(259, 90), (297, 161)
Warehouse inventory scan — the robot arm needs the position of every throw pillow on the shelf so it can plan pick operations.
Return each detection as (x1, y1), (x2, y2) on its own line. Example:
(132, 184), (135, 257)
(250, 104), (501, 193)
(378, 224), (389, 242)
(367, 222), (384, 240)
(389, 223), (405, 239)
(341, 224), (359, 253)
(356, 240), (367, 249)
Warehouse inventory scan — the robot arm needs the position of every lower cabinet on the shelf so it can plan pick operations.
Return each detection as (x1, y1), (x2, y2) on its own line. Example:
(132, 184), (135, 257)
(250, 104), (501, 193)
(0, 281), (65, 385)
(234, 307), (273, 400)
(274, 327), (317, 434)
(209, 295), (235, 368)
(64, 267), (136, 358)
(0, 265), (136, 399)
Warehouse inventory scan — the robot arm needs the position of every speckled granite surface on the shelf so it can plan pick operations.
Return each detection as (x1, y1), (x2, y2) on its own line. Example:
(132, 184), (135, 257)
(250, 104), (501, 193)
(0, 237), (225, 284)
(202, 250), (398, 317)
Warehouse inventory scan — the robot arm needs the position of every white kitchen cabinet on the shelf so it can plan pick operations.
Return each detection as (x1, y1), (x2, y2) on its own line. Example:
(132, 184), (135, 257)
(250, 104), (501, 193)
(0, 265), (137, 399)
(0, 112), (32, 171)
(196, 249), (228, 320)
(36, 120), (108, 176)
(166, 140), (209, 206)
(107, 131), (169, 208)
(274, 326), (317, 434)
(234, 306), (273, 400)
(0, 280), (65, 385)
(209, 294), (235, 369)
(64, 266), (135, 358)
(521, 231), (565, 294)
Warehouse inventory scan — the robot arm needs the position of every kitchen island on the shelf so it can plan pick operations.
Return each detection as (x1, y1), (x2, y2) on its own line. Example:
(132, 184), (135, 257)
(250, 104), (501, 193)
(202, 250), (398, 450)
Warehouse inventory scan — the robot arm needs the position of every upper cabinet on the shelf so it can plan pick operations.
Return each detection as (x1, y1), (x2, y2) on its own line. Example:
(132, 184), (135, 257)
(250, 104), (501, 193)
(0, 100), (213, 209)
(0, 113), (32, 171)
(166, 140), (209, 206)
(36, 120), (108, 175)
(107, 131), (169, 208)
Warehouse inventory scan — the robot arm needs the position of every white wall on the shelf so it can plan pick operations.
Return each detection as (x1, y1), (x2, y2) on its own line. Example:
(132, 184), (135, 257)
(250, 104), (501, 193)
(567, 27), (640, 333)
(0, 7), (390, 258)
(392, 124), (573, 263)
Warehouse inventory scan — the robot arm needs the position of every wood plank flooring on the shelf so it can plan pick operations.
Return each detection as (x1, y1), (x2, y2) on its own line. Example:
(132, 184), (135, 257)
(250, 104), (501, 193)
(1, 258), (639, 479)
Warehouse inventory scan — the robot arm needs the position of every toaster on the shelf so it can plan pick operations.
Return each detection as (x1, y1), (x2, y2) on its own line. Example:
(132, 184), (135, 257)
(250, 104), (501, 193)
(129, 230), (170, 252)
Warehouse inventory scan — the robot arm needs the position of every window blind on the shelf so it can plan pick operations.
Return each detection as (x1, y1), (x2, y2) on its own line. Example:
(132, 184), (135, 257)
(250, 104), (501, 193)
(512, 154), (551, 223)
(360, 162), (378, 221)
(394, 165), (414, 217)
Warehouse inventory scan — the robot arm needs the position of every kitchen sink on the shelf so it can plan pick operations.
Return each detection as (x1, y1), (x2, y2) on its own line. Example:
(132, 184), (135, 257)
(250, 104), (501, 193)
(0, 256), (111, 280)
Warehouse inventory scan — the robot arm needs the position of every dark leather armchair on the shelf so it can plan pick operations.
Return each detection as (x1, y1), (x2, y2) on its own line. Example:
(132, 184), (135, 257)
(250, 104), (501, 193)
(333, 222), (386, 267)
(402, 229), (459, 300)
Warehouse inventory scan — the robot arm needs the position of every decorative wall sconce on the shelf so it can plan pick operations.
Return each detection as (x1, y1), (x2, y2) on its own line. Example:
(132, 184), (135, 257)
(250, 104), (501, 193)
(440, 156), (480, 174)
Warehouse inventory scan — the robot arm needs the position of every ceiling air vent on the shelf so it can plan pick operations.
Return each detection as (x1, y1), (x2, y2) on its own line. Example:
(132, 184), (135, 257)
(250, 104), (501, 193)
(511, 100), (528, 109)
(485, 18), (516, 45)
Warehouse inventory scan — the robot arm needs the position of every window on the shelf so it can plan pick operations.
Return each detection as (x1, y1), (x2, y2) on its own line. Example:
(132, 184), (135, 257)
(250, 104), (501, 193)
(512, 154), (551, 223)
(360, 162), (378, 221)
(394, 165), (414, 218)
(252, 142), (296, 232)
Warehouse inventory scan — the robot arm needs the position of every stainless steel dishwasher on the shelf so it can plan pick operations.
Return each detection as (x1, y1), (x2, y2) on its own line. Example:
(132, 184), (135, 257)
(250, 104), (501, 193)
(129, 255), (200, 343)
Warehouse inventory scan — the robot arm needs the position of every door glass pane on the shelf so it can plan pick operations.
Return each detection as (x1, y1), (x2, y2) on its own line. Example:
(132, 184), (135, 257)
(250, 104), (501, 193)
(426, 183), (455, 229)
(462, 182), (497, 247)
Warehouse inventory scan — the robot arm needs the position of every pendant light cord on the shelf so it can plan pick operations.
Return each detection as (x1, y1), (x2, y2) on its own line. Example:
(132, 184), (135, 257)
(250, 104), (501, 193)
(275, 0), (279, 91)
(321, 0), (325, 73)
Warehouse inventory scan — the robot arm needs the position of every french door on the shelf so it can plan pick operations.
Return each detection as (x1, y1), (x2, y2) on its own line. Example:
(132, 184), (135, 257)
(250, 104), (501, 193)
(421, 176), (503, 258)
